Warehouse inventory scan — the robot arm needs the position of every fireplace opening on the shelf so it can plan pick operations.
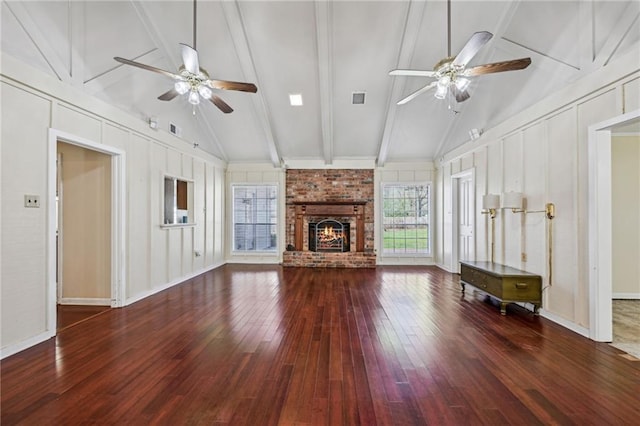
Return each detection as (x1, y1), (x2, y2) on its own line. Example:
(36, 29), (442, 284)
(308, 219), (350, 252)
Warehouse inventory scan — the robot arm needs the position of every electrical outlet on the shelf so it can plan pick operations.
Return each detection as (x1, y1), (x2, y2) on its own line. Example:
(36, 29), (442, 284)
(521, 252), (527, 262)
(24, 195), (40, 208)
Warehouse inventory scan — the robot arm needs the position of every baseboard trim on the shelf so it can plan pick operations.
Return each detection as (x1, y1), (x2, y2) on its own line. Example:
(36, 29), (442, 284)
(1, 330), (55, 360)
(612, 293), (640, 300)
(436, 263), (456, 273)
(58, 298), (111, 306)
(125, 262), (224, 306)
(539, 309), (591, 339)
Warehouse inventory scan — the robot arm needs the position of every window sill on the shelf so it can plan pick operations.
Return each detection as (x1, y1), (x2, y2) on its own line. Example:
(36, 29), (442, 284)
(161, 223), (196, 229)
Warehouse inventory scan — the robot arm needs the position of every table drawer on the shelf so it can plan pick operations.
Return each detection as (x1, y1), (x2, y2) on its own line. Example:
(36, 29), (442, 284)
(502, 277), (541, 302)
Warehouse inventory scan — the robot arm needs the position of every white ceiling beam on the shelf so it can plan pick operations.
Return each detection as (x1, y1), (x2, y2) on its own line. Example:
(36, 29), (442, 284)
(592, 0), (640, 68)
(315, 0), (334, 165)
(69, 0), (85, 88)
(577, 0), (595, 71)
(377, 0), (428, 167)
(221, 1), (281, 168)
(4, 1), (72, 83)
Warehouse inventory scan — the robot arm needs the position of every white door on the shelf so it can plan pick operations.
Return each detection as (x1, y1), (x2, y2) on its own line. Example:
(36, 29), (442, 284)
(458, 176), (474, 262)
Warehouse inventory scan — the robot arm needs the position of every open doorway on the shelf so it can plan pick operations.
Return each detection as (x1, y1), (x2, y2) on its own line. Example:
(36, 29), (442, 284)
(47, 129), (125, 335)
(587, 109), (640, 350)
(56, 142), (112, 330)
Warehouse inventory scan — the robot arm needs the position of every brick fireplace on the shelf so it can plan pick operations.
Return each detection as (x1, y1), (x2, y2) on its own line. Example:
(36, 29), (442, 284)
(283, 169), (375, 268)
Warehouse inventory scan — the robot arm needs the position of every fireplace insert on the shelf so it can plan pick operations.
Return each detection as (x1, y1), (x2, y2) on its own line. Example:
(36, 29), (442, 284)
(308, 219), (350, 252)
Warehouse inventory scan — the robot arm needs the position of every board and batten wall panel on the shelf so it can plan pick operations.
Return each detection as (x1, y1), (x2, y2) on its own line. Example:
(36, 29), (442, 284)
(623, 77), (639, 112)
(437, 65), (638, 333)
(125, 133), (151, 299)
(441, 163), (453, 270)
(214, 167), (225, 264)
(546, 109), (579, 319)
(522, 122), (547, 276)
(472, 149), (488, 262)
(193, 159), (206, 272)
(150, 143), (169, 288)
(502, 134), (523, 267)
(486, 143), (503, 264)
(1, 82), (51, 348)
(612, 135), (640, 297)
(205, 164), (215, 266)
(57, 105), (102, 143)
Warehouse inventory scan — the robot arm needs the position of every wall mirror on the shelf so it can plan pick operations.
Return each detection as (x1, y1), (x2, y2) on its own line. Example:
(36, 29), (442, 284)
(163, 175), (194, 226)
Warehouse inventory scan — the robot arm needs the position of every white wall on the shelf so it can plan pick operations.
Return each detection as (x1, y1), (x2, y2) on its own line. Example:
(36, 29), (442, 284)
(1, 56), (226, 358)
(612, 135), (640, 298)
(436, 47), (640, 333)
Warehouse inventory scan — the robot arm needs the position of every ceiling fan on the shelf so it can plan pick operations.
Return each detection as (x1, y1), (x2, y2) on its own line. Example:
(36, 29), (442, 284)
(114, 0), (256, 114)
(389, 0), (531, 105)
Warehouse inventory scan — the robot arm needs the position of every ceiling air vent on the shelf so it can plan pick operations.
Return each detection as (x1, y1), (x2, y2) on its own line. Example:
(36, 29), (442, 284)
(169, 122), (182, 137)
(352, 92), (366, 105)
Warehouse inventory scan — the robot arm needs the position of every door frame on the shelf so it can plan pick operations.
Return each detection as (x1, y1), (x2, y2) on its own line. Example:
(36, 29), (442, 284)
(587, 109), (640, 342)
(451, 168), (475, 273)
(47, 129), (126, 335)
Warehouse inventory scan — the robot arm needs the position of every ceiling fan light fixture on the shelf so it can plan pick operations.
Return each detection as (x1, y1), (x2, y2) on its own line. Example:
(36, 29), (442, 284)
(198, 85), (212, 100)
(175, 81), (190, 95)
(438, 75), (451, 87)
(188, 90), (200, 105)
(434, 84), (448, 100)
(455, 77), (470, 91)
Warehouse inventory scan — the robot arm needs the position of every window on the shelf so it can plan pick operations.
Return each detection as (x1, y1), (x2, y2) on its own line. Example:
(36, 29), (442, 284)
(233, 185), (278, 252)
(382, 183), (430, 254)
(163, 176), (194, 225)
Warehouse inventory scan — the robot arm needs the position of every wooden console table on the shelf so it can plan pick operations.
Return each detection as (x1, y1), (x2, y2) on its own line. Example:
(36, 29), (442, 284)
(460, 261), (542, 315)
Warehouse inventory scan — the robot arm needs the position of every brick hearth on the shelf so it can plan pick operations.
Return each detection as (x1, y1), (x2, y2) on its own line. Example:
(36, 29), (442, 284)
(284, 169), (375, 268)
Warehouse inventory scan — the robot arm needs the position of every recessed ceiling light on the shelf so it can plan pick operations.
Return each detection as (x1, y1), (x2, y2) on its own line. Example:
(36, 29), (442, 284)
(289, 93), (303, 106)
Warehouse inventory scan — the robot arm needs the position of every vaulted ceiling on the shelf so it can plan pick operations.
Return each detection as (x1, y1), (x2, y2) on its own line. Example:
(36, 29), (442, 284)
(2, 1), (639, 166)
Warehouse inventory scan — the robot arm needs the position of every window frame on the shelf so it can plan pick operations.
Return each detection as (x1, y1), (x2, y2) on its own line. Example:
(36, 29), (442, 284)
(231, 184), (279, 253)
(380, 182), (432, 256)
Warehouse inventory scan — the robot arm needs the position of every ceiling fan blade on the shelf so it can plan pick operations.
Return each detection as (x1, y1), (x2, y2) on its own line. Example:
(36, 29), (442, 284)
(206, 79), (258, 93)
(462, 57), (532, 76)
(158, 88), (180, 101)
(180, 43), (200, 75)
(452, 31), (493, 68)
(389, 69), (437, 78)
(397, 81), (438, 105)
(210, 95), (234, 114)
(114, 57), (181, 80)
(450, 85), (470, 103)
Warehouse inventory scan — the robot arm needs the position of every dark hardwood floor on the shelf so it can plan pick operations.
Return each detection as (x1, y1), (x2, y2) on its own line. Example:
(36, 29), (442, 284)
(2, 265), (639, 425)
(57, 304), (111, 331)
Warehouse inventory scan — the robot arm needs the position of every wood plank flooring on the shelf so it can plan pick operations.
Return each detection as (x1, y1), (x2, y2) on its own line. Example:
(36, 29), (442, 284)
(57, 304), (111, 331)
(2, 265), (639, 425)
